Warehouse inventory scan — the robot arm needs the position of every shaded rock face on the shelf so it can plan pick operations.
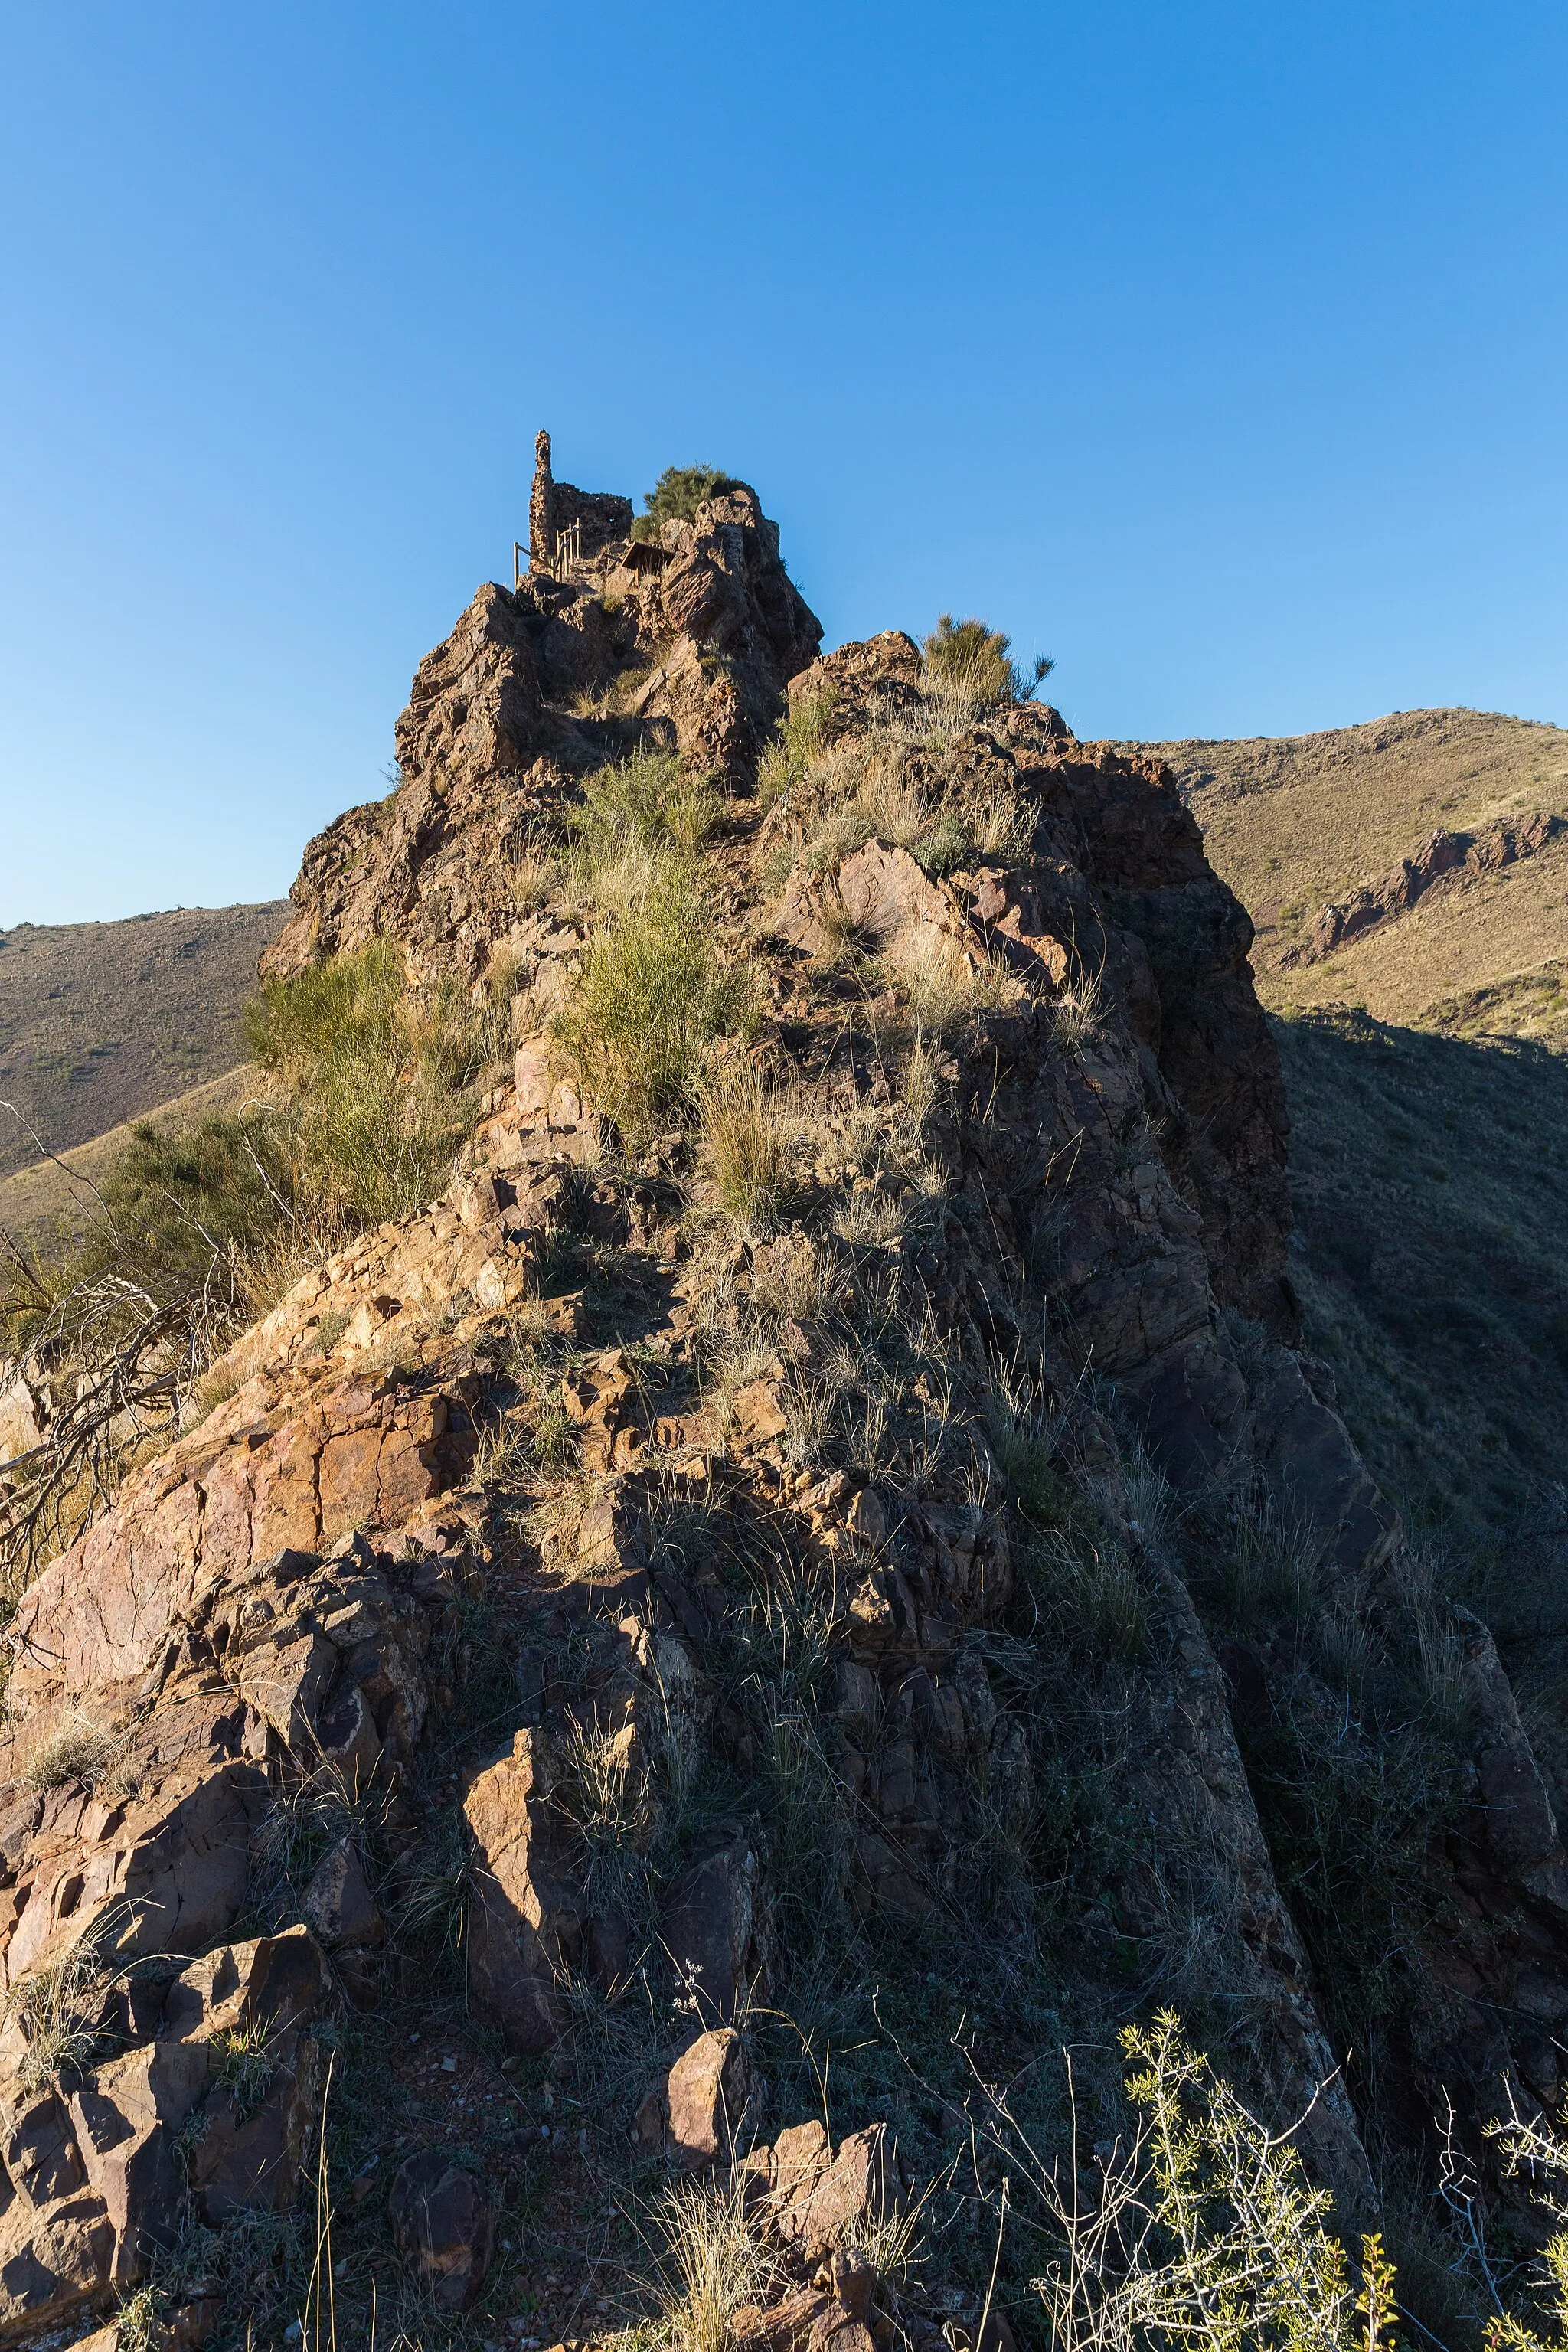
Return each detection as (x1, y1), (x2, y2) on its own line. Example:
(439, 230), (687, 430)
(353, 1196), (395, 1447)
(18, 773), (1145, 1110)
(388, 2150), (495, 2313)
(0, 1927), (326, 2341)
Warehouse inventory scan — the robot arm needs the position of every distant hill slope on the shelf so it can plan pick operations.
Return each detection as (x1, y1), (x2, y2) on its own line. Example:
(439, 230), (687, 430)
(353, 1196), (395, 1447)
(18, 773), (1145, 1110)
(0, 902), (289, 1179)
(1149, 707), (1568, 1035)
(1141, 708), (1568, 1650)
(0, 1065), (261, 1250)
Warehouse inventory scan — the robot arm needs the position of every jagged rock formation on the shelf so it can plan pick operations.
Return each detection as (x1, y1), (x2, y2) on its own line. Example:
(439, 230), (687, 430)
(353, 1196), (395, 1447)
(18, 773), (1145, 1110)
(7, 448), (1568, 2341)
(1299, 809), (1563, 959)
(263, 438), (821, 989)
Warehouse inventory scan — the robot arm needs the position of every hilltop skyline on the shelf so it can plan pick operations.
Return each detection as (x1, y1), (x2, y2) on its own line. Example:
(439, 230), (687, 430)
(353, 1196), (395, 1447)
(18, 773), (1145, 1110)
(3, 0), (1566, 923)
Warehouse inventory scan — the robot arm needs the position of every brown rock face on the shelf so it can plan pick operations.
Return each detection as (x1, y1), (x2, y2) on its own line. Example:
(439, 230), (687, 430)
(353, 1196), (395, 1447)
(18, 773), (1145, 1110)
(462, 1730), (584, 2052)
(0, 1179), (528, 2331)
(664, 2025), (751, 2167)
(388, 2151), (495, 2312)
(1305, 810), (1563, 956)
(263, 443), (822, 990)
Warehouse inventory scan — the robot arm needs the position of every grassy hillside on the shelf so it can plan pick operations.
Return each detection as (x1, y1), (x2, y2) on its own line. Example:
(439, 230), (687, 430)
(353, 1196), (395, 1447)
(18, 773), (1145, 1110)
(1154, 706), (1568, 1027)
(1150, 709), (1568, 1740)
(0, 901), (289, 1179)
(0, 1063), (260, 1250)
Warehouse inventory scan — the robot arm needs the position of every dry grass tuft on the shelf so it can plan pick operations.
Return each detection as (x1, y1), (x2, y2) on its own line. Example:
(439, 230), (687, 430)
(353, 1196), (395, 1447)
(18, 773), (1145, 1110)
(700, 1063), (790, 1227)
(558, 1714), (653, 1904)
(895, 931), (1022, 1038)
(922, 613), (1052, 709)
(1052, 972), (1106, 1051)
(5, 1939), (111, 2092)
(509, 844), (560, 912)
(567, 748), (722, 900)
(754, 679), (840, 815)
(652, 2171), (776, 2352)
(22, 1711), (140, 1799)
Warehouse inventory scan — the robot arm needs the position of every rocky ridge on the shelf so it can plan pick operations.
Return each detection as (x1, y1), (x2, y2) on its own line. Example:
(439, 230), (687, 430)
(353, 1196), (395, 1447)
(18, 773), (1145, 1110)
(2, 448), (1566, 2344)
(1296, 810), (1563, 962)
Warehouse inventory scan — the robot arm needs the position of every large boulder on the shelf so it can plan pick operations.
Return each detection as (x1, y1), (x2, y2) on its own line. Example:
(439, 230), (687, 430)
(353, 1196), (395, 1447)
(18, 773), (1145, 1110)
(389, 2152), (494, 2313)
(462, 1730), (583, 2051)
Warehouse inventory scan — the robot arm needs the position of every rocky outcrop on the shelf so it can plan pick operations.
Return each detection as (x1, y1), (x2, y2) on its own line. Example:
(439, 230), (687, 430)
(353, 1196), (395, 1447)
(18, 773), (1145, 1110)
(8, 455), (1568, 2335)
(0, 1926), (327, 2340)
(0, 1165), (558, 2334)
(1302, 811), (1563, 959)
(263, 437), (822, 988)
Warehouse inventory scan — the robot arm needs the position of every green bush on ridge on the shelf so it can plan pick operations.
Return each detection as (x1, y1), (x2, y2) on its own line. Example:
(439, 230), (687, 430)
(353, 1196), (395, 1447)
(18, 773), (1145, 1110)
(923, 611), (1054, 707)
(631, 462), (741, 541)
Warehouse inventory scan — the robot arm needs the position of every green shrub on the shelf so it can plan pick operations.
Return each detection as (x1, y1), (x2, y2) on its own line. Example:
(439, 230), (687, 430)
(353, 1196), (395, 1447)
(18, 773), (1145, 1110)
(244, 939), (492, 1228)
(755, 679), (841, 815)
(567, 749), (720, 885)
(631, 463), (740, 541)
(1012, 2012), (1400, 2351)
(922, 613), (1053, 707)
(912, 808), (975, 877)
(554, 871), (756, 1140)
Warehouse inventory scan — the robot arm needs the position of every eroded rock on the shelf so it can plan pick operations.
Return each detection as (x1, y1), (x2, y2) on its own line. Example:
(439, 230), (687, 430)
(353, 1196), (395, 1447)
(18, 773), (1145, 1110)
(388, 2151), (495, 2312)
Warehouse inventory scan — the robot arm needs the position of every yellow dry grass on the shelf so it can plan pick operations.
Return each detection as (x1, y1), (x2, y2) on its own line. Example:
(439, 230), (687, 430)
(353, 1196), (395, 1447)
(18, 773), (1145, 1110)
(1152, 707), (1568, 1034)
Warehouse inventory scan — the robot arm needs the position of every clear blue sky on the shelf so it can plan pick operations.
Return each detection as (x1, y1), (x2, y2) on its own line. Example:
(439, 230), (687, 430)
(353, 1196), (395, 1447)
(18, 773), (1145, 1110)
(3, 2), (1565, 924)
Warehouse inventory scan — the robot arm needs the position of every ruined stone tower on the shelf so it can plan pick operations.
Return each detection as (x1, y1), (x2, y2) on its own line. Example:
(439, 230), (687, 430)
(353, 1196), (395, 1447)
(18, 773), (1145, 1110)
(527, 428), (634, 573)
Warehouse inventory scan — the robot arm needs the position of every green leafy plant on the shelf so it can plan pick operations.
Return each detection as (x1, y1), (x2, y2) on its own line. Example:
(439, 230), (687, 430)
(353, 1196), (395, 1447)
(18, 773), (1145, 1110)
(632, 463), (740, 541)
(989, 2013), (1400, 2351)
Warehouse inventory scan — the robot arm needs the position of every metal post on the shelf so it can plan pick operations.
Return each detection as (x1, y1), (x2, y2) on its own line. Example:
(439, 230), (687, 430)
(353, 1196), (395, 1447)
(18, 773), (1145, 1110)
(513, 541), (522, 592)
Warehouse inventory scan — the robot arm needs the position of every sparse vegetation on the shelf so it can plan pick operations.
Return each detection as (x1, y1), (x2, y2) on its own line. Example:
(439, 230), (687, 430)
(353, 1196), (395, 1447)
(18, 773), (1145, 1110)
(208, 2017), (277, 2122)
(632, 464), (741, 542)
(651, 2171), (775, 2352)
(0, 938), (498, 1584)
(22, 1709), (138, 1797)
(922, 613), (1053, 708)
(754, 678), (840, 814)
(5, 1938), (111, 2091)
(554, 866), (757, 1142)
(567, 747), (722, 887)
(244, 937), (498, 1229)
